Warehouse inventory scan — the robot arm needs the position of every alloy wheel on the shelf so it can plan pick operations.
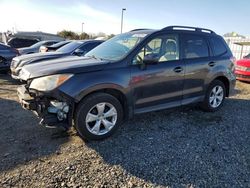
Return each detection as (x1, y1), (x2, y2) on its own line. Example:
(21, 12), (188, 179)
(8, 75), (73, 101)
(85, 102), (117, 135)
(209, 85), (224, 108)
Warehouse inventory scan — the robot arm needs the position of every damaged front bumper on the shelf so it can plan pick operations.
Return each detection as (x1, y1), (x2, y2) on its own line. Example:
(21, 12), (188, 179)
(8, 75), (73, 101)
(17, 85), (74, 129)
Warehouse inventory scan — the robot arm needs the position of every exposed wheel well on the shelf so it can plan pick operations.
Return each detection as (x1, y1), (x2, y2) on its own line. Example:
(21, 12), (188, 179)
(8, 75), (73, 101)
(77, 89), (129, 120)
(213, 76), (230, 97)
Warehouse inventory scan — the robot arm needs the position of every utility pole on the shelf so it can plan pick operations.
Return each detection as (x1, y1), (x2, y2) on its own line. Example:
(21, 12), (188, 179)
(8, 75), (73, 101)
(121, 8), (126, 34)
(82, 22), (84, 34)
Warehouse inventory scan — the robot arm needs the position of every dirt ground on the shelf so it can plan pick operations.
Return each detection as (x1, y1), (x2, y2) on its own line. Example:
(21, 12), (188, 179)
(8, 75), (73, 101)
(0, 74), (249, 188)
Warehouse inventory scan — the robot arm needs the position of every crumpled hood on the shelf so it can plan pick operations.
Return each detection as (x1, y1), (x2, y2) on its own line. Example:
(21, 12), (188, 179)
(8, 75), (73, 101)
(20, 56), (109, 80)
(13, 52), (67, 68)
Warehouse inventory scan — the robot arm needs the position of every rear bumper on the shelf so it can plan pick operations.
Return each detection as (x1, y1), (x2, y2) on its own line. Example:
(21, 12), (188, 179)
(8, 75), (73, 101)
(17, 85), (74, 129)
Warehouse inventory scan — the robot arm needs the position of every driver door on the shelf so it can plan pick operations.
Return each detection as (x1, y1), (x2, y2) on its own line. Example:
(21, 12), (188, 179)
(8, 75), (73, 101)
(130, 34), (185, 113)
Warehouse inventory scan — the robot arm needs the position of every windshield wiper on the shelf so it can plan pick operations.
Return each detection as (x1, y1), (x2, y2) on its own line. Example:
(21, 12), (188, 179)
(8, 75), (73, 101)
(86, 55), (107, 61)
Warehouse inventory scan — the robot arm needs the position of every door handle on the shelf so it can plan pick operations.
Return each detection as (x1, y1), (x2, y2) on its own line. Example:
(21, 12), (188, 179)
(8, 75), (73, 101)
(208, 62), (215, 67)
(173, 67), (183, 73)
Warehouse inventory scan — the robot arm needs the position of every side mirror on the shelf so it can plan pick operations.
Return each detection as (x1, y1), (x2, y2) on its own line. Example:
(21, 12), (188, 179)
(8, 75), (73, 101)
(143, 54), (158, 65)
(73, 49), (84, 56)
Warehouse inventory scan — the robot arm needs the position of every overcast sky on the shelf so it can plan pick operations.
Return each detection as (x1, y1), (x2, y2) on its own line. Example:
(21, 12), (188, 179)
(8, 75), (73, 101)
(0, 0), (249, 36)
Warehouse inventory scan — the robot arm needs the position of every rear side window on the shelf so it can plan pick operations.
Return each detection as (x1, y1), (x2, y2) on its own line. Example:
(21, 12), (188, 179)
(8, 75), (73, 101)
(45, 41), (57, 46)
(8, 38), (39, 48)
(210, 37), (227, 56)
(79, 42), (100, 52)
(183, 35), (209, 59)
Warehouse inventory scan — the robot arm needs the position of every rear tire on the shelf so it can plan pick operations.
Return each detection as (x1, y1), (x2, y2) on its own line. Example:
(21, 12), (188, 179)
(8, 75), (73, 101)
(200, 80), (226, 112)
(74, 93), (123, 140)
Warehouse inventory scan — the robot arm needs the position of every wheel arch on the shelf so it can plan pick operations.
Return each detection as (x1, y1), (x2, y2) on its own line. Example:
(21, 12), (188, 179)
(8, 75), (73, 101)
(211, 76), (230, 97)
(75, 85), (131, 120)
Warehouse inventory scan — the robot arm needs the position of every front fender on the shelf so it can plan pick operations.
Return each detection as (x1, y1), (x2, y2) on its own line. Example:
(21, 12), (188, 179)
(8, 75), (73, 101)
(58, 67), (131, 103)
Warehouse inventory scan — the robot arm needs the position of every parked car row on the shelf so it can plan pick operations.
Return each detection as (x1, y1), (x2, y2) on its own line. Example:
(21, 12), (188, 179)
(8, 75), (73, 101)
(18, 40), (62, 55)
(0, 42), (19, 72)
(11, 40), (104, 79)
(15, 26), (237, 140)
(0, 39), (104, 73)
(39, 40), (71, 53)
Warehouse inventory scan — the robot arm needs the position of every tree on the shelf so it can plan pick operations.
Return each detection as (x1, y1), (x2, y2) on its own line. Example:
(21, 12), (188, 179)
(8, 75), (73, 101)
(107, 34), (115, 39)
(223, 32), (246, 38)
(57, 30), (79, 40)
(79, 32), (90, 40)
(96, 32), (106, 37)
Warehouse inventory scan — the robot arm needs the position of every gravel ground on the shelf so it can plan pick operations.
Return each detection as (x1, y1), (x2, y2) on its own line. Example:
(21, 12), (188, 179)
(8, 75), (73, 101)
(0, 74), (249, 188)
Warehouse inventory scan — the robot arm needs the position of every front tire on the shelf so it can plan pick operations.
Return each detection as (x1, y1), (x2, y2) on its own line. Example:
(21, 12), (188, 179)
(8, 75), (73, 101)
(201, 80), (226, 112)
(74, 93), (123, 140)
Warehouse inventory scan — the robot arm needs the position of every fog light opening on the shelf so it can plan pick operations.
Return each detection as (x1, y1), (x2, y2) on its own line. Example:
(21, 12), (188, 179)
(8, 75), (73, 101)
(47, 100), (69, 121)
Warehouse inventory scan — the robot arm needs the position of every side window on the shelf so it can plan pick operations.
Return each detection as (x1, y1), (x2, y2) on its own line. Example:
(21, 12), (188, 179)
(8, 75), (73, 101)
(46, 42), (56, 46)
(79, 43), (99, 52)
(133, 35), (179, 65)
(210, 37), (227, 56)
(77, 43), (100, 56)
(132, 38), (162, 65)
(183, 35), (209, 59)
(159, 36), (179, 62)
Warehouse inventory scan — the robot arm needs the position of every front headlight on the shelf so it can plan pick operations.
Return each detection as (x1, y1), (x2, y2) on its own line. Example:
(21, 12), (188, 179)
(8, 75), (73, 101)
(29, 74), (73, 91)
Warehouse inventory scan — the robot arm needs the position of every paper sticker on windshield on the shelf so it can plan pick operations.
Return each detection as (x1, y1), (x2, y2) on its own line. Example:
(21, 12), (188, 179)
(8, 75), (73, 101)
(132, 34), (147, 38)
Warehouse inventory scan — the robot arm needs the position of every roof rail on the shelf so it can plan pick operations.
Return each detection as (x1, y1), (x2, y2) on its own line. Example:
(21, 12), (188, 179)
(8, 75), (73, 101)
(161, 26), (215, 34)
(130, 29), (150, 32)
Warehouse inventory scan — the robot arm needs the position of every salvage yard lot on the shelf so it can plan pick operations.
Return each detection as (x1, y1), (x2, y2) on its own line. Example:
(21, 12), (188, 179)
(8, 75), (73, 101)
(0, 74), (249, 187)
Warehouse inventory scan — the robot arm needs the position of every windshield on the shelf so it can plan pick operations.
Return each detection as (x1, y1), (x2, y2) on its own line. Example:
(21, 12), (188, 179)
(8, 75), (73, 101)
(56, 41), (82, 53)
(85, 32), (150, 61)
(50, 41), (69, 48)
(30, 41), (47, 48)
(245, 53), (250, 59)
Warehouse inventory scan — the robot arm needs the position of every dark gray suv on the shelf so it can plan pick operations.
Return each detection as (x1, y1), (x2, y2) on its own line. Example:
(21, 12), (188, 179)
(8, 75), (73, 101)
(17, 26), (236, 140)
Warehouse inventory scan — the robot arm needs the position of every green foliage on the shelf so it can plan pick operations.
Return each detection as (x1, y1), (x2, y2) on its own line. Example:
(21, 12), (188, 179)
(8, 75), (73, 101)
(57, 30), (91, 40)
(107, 34), (115, 39)
(79, 32), (90, 40)
(57, 30), (115, 40)
(57, 30), (79, 40)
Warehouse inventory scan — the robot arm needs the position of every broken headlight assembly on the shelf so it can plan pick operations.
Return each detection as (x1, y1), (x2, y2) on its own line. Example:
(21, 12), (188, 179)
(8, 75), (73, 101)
(29, 74), (73, 91)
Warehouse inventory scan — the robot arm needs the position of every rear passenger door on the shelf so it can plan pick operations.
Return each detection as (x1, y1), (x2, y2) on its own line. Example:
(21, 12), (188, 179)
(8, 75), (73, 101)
(181, 34), (212, 104)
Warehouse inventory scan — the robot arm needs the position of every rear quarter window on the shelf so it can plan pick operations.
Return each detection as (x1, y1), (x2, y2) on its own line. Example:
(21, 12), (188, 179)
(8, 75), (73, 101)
(210, 37), (227, 56)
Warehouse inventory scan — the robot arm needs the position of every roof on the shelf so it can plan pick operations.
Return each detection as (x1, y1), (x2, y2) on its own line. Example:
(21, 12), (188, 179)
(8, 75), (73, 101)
(129, 26), (216, 36)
